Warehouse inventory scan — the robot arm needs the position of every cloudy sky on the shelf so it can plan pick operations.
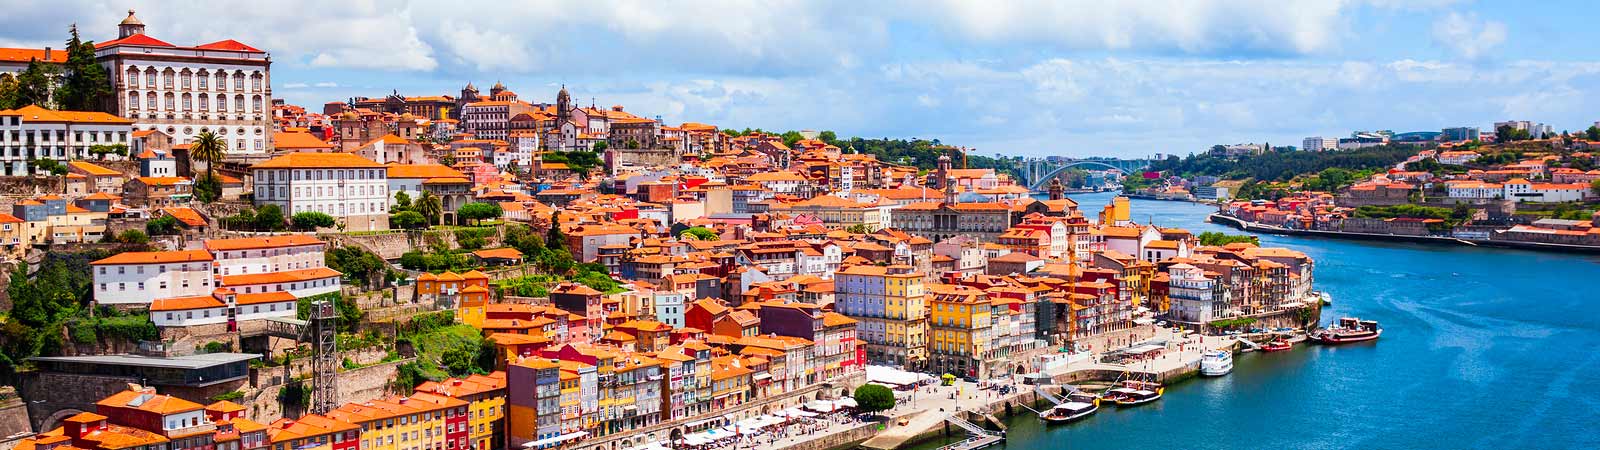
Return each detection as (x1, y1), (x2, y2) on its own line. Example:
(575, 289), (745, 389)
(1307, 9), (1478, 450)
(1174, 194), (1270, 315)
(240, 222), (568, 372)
(4, 0), (1599, 158)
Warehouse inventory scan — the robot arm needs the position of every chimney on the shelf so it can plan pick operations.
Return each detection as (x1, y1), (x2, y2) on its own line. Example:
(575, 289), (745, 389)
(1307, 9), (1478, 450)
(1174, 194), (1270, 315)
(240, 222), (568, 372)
(43, 47), (51, 61)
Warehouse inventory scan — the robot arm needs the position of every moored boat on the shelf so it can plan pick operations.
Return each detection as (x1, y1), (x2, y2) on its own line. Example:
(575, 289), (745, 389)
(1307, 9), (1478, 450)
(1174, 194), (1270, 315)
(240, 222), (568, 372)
(1311, 317), (1382, 344)
(1041, 395), (1099, 424)
(1102, 377), (1164, 406)
(1200, 350), (1233, 376)
(1261, 339), (1293, 352)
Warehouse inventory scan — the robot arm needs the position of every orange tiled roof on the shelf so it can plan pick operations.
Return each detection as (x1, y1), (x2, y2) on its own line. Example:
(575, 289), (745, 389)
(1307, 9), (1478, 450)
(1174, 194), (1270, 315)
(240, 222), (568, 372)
(251, 152), (383, 169)
(92, 249), (213, 265)
(221, 267), (342, 286)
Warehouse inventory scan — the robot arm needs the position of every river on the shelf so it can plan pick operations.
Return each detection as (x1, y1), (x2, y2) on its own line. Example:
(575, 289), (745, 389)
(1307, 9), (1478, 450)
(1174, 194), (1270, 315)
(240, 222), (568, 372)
(912, 192), (1600, 449)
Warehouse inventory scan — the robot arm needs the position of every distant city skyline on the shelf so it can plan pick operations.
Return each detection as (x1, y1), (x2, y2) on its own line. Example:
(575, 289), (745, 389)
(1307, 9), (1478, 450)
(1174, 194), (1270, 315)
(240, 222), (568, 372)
(5, 0), (1600, 158)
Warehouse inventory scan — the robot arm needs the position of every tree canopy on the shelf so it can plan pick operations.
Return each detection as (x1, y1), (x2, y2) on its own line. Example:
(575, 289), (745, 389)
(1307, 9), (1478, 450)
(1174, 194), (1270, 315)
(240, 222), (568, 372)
(292, 211), (336, 231)
(457, 202), (503, 225)
(853, 384), (896, 414)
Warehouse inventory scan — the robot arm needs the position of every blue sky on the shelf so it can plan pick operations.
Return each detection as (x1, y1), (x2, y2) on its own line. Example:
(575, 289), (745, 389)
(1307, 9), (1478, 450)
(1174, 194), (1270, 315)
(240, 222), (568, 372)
(4, 0), (1600, 158)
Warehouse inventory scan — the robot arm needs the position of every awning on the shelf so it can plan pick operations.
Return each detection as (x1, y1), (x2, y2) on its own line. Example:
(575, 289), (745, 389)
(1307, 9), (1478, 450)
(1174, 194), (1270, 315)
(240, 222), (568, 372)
(834, 397), (858, 408)
(522, 431), (589, 448)
(780, 408), (818, 418)
(804, 400), (836, 412)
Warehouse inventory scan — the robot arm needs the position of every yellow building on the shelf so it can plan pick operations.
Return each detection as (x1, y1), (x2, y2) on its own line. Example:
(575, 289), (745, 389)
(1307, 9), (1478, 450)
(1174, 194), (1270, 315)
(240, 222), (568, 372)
(325, 392), (469, 450)
(928, 284), (992, 378)
(414, 371), (507, 450)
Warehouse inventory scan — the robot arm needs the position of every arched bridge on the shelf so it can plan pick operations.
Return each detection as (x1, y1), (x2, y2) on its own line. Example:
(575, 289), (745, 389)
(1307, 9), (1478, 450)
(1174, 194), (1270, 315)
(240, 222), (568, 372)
(1022, 158), (1152, 190)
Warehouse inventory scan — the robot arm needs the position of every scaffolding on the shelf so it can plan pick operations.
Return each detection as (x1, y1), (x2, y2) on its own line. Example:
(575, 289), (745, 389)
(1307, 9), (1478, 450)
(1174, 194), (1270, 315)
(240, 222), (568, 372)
(308, 299), (339, 414)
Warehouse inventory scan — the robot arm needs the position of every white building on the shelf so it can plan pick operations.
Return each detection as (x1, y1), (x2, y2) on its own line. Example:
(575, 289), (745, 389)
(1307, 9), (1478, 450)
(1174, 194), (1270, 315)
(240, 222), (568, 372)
(0, 105), (134, 175)
(1502, 179), (1588, 203)
(1167, 263), (1226, 324)
(204, 235), (328, 277)
(1301, 137), (1336, 152)
(250, 152), (389, 231)
(220, 267), (342, 297)
(150, 290), (297, 327)
(97, 10), (274, 158)
(1445, 180), (1502, 199)
(652, 291), (687, 328)
(91, 250), (216, 305)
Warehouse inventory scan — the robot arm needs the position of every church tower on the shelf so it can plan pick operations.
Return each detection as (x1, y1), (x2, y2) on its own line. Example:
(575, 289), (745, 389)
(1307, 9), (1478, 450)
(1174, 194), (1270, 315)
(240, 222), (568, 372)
(118, 10), (145, 38)
(937, 154), (956, 204)
(556, 85), (572, 126)
(1049, 177), (1064, 200)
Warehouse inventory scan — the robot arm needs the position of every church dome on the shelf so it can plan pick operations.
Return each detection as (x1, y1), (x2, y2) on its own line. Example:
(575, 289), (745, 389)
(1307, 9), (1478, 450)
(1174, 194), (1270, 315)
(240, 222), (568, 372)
(120, 10), (144, 26)
(492, 80), (507, 90)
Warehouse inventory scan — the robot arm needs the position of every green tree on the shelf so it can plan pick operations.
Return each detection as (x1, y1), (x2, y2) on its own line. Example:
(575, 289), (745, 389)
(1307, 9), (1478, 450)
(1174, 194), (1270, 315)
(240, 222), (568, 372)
(624, 138), (640, 149)
(679, 227), (718, 241)
(818, 130), (839, 145)
(190, 131), (227, 182)
(254, 204), (286, 231)
(457, 202), (502, 225)
(591, 141), (608, 152)
(115, 229), (149, 244)
(853, 384), (896, 415)
(192, 174), (222, 203)
(845, 223), (872, 234)
(1197, 231), (1259, 246)
(224, 208), (255, 230)
(1591, 179), (1600, 196)
(53, 25), (111, 111)
(415, 191), (443, 226)
(11, 59), (55, 108)
(393, 191), (412, 210)
(0, 74), (18, 110)
(546, 211), (566, 252)
(1586, 126), (1600, 142)
(292, 211), (336, 231)
(145, 216), (179, 235)
(781, 130), (804, 148)
(391, 211), (427, 229)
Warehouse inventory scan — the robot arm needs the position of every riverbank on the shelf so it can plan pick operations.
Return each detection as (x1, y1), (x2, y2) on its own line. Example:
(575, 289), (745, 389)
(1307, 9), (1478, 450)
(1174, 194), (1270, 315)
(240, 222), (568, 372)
(778, 328), (1240, 450)
(1209, 213), (1600, 254)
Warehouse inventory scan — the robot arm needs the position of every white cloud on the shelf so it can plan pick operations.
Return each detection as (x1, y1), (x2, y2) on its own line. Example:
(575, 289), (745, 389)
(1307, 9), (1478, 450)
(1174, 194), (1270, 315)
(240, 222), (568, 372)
(916, 94), (941, 108)
(437, 20), (535, 72)
(313, 82), (339, 88)
(1431, 12), (1506, 60)
(915, 0), (1353, 56)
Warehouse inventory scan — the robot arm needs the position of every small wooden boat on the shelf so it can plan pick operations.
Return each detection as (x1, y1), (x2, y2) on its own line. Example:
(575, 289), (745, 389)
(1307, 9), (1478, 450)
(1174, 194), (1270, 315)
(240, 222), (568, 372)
(1261, 340), (1293, 352)
(1041, 396), (1099, 424)
(1311, 317), (1382, 344)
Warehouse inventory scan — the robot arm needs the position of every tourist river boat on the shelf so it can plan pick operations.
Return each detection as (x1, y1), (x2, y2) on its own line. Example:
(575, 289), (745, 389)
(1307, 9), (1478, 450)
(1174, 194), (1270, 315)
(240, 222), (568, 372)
(1261, 339), (1294, 352)
(1041, 393), (1100, 424)
(1102, 374), (1164, 406)
(1200, 350), (1233, 376)
(1311, 317), (1382, 344)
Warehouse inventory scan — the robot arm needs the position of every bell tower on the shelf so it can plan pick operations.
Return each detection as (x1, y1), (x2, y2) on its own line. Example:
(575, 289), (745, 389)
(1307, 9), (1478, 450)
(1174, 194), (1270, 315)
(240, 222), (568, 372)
(118, 9), (145, 38)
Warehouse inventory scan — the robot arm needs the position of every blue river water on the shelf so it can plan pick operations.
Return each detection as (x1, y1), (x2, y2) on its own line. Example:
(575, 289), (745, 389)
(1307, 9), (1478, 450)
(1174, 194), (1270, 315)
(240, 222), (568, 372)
(911, 192), (1600, 450)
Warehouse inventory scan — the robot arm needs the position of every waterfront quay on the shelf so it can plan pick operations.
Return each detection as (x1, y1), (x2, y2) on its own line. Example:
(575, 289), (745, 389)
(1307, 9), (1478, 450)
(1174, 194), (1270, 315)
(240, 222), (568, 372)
(1210, 212), (1600, 254)
(758, 326), (1241, 450)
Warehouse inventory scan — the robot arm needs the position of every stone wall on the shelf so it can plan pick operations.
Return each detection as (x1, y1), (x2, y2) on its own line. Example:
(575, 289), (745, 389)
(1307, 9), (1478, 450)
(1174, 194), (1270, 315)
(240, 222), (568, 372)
(0, 387), (33, 442)
(19, 372), (138, 431)
(770, 423), (879, 450)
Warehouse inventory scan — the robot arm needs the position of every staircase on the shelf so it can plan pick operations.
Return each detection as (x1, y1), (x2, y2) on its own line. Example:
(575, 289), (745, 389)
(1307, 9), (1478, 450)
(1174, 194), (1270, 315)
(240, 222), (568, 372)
(936, 415), (1004, 450)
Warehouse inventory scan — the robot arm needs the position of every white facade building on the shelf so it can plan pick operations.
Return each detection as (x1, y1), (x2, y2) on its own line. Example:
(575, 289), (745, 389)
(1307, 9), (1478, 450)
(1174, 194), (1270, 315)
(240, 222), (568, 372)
(250, 152), (390, 231)
(1301, 137), (1336, 152)
(204, 235), (328, 277)
(91, 250), (215, 305)
(0, 106), (134, 175)
(96, 10), (273, 158)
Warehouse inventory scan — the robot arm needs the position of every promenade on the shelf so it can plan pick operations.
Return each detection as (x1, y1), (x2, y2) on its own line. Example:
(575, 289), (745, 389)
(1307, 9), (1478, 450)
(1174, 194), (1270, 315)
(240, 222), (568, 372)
(838, 327), (1235, 450)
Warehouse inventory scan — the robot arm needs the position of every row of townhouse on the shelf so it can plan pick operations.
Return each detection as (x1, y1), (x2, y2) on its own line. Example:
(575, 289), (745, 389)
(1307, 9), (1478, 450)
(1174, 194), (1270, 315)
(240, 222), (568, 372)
(88, 236), (340, 328)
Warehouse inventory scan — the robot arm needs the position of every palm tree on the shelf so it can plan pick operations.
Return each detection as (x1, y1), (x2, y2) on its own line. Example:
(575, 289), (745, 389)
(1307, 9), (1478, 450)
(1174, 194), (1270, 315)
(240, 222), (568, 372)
(415, 191), (443, 226)
(190, 131), (226, 181)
